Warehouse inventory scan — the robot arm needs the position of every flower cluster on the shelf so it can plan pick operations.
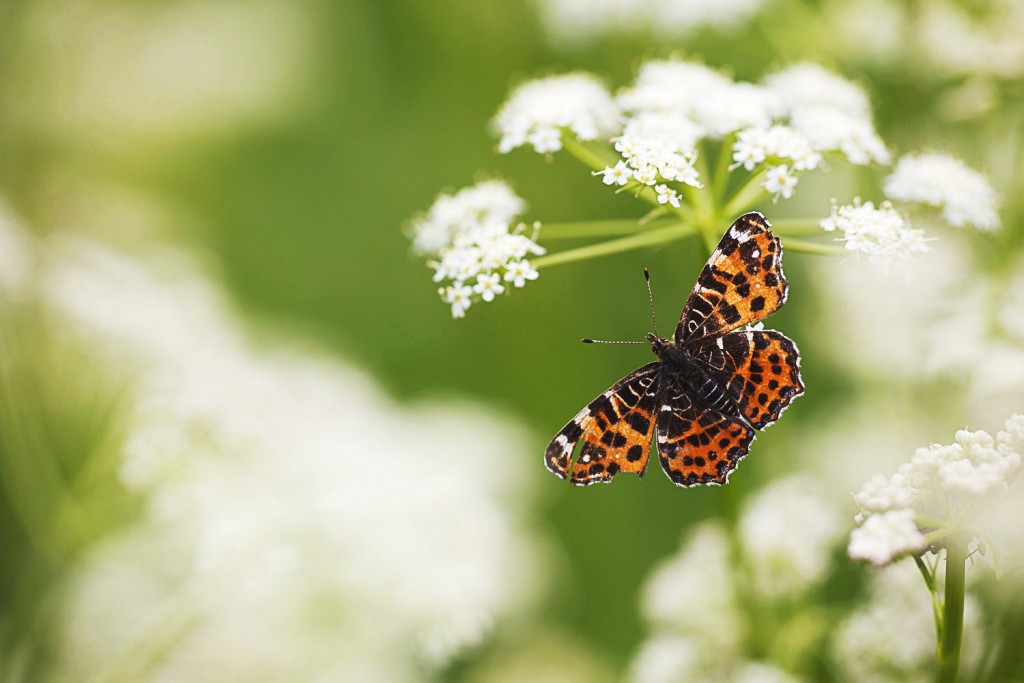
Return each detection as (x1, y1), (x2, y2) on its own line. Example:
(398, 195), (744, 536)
(493, 73), (620, 154)
(849, 414), (1023, 566)
(820, 199), (929, 265)
(409, 180), (544, 318)
(611, 61), (890, 201)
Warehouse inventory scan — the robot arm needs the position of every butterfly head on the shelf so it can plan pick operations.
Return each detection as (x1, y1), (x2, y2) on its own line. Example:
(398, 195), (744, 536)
(648, 333), (689, 365)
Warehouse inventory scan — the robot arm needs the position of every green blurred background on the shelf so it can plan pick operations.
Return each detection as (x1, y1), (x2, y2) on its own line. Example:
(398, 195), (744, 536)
(0, 0), (1022, 680)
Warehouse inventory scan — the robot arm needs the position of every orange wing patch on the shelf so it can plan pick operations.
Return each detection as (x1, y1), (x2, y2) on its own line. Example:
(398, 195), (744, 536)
(676, 212), (788, 343)
(692, 330), (804, 430)
(656, 379), (755, 486)
(544, 364), (660, 486)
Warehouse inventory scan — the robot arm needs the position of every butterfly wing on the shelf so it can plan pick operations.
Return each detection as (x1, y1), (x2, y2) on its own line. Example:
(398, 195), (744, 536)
(689, 329), (804, 430)
(656, 372), (755, 486)
(675, 212), (788, 344)
(545, 363), (661, 486)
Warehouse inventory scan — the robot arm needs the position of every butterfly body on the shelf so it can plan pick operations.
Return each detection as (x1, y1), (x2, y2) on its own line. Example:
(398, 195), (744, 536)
(545, 212), (803, 488)
(649, 334), (739, 417)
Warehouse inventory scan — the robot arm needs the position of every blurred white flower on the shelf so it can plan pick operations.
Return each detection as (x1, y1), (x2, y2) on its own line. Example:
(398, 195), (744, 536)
(409, 180), (544, 318)
(884, 153), (1000, 231)
(534, 0), (770, 47)
(733, 662), (803, 683)
(820, 199), (928, 265)
(916, 0), (1024, 80)
(738, 475), (847, 597)
(849, 414), (1022, 566)
(628, 634), (702, 683)
(763, 63), (872, 117)
(789, 106), (889, 165)
(640, 523), (743, 654)
(492, 73), (620, 154)
(43, 239), (543, 681)
(618, 61), (775, 137)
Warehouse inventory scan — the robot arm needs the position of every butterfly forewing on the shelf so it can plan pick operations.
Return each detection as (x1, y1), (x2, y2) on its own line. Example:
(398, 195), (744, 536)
(544, 363), (660, 486)
(656, 374), (755, 486)
(690, 329), (804, 430)
(676, 212), (788, 344)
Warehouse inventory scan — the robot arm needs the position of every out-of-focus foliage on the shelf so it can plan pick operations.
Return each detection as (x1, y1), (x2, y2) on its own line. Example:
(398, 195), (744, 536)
(0, 0), (1022, 681)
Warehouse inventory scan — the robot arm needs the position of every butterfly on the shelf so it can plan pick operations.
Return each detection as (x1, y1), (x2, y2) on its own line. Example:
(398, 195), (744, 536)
(545, 212), (804, 487)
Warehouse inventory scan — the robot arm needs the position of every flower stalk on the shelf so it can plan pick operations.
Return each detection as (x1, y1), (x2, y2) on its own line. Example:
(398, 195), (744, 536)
(937, 538), (967, 683)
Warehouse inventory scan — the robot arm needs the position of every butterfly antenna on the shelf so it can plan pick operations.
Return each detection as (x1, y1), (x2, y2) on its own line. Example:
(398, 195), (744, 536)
(644, 267), (658, 337)
(581, 338), (648, 344)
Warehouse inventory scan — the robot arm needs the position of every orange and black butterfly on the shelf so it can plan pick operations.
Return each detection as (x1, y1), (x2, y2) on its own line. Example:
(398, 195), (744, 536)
(545, 212), (803, 487)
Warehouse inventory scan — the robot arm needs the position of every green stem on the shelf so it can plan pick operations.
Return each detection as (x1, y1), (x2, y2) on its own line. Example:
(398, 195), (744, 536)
(562, 135), (620, 172)
(936, 540), (967, 683)
(691, 151), (716, 222)
(769, 219), (827, 235)
(711, 136), (735, 206)
(779, 237), (845, 256)
(721, 169), (769, 217)
(915, 554), (943, 645)
(541, 219), (674, 240)
(533, 222), (698, 268)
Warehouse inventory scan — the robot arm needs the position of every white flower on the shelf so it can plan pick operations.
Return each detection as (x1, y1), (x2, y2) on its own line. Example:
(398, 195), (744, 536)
(441, 283), (473, 318)
(763, 164), (798, 199)
(493, 73), (620, 154)
(848, 509), (928, 566)
(732, 130), (767, 170)
(654, 184), (681, 208)
(820, 199), (929, 265)
(503, 259), (539, 287)
(884, 153), (1000, 231)
(599, 160), (633, 186)
(472, 273), (505, 302)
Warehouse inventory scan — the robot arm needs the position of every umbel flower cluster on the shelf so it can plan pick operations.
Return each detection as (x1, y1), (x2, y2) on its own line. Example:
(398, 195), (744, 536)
(849, 413), (1023, 566)
(410, 181), (542, 318)
(409, 58), (1000, 317)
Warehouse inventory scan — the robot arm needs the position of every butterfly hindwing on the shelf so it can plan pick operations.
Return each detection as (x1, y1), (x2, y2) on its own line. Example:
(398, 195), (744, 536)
(675, 212), (788, 344)
(544, 363), (660, 486)
(690, 329), (804, 430)
(656, 373), (755, 486)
